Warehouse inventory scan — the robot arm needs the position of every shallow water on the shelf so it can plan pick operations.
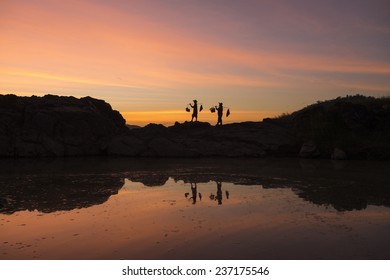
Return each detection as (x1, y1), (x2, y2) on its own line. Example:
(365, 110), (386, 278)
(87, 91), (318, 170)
(0, 158), (389, 259)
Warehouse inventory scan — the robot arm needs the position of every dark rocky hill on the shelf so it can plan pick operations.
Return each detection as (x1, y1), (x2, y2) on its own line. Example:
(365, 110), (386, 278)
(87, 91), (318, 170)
(1, 94), (389, 159)
(0, 94), (126, 157)
(285, 95), (390, 159)
(109, 95), (390, 159)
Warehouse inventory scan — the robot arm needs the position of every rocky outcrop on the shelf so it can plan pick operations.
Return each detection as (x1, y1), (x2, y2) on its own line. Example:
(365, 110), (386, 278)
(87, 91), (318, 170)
(108, 135), (147, 156)
(106, 120), (295, 157)
(287, 95), (390, 159)
(0, 94), (295, 158)
(0, 94), (127, 157)
(1, 94), (389, 159)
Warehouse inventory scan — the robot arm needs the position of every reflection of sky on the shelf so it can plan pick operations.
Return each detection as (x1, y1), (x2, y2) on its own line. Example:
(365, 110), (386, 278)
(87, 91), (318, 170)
(1, 0), (389, 125)
(2, 177), (390, 259)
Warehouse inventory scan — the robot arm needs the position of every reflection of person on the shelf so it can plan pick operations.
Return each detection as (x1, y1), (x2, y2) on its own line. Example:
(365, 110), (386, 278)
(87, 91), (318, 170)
(185, 182), (202, 204)
(216, 181), (222, 205)
(190, 100), (198, 122)
(215, 102), (223, 126)
(189, 182), (201, 204)
(209, 181), (229, 205)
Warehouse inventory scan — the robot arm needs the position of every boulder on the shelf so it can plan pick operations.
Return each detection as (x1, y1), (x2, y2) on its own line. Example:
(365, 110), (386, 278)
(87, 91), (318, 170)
(0, 94), (127, 157)
(331, 148), (347, 160)
(299, 141), (320, 158)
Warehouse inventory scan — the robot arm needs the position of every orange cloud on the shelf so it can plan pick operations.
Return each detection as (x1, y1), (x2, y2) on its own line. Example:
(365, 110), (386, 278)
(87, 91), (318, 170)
(2, 0), (389, 88)
(0, 69), (141, 89)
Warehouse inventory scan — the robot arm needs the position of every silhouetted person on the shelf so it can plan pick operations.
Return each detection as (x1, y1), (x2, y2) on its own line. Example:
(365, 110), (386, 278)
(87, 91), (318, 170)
(215, 102), (223, 126)
(190, 100), (198, 122)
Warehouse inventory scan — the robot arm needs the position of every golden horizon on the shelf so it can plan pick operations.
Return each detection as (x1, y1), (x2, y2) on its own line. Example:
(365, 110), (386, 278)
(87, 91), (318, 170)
(121, 110), (281, 126)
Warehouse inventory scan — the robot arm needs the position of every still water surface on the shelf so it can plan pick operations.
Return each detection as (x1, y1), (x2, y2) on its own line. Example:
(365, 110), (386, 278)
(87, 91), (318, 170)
(0, 158), (389, 259)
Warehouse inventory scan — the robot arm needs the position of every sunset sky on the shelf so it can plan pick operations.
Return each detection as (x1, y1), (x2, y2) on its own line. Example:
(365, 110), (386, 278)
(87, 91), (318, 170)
(1, 0), (389, 125)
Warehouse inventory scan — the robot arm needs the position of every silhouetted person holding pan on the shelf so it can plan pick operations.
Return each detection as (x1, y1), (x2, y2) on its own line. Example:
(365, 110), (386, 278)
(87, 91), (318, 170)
(215, 102), (223, 126)
(190, 100), (198, 122)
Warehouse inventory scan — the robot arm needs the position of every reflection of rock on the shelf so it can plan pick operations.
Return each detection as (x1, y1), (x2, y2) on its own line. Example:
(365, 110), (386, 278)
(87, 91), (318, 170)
(299, 159), (317, 171)
(128, 173), (169, 187)
(0, 197), (8, 209)
(0, 175), (124, 214)
(1, 157), (389, 213)
(299, 141), (320, 158)
(331, 148), (347, 160)
(292, 183), (390, 211)
(124, 160), (390, 212)
(331, 160), (347, 170)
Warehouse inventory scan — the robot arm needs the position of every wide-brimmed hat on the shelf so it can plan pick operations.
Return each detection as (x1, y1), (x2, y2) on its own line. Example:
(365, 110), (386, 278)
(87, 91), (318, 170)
(219, 102), (223, 105)
(193, 100), (197, 102)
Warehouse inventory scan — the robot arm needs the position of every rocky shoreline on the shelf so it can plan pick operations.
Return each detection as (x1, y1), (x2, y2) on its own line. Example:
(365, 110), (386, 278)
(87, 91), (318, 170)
(1, 94), (389, 159)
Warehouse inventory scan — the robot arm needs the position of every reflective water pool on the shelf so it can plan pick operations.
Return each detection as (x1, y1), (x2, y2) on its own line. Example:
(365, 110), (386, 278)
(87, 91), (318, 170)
(1, 158), (389, 259)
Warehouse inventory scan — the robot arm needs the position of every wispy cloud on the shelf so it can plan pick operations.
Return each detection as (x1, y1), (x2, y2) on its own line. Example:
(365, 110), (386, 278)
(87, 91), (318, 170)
(1, 0), (389, 125)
